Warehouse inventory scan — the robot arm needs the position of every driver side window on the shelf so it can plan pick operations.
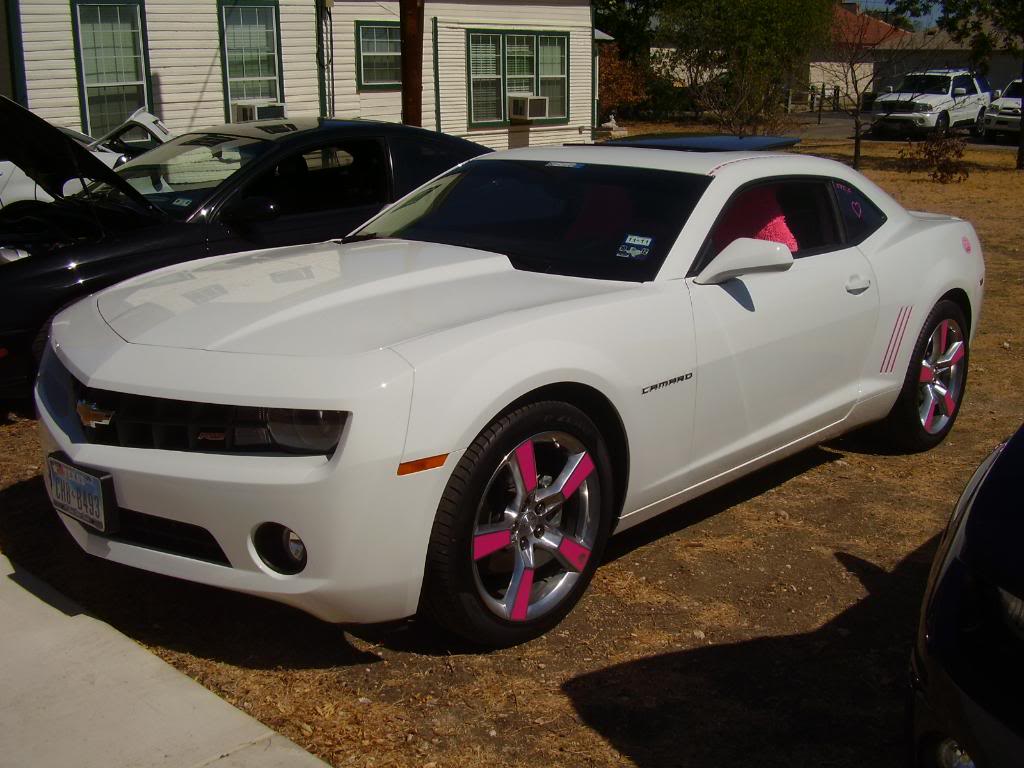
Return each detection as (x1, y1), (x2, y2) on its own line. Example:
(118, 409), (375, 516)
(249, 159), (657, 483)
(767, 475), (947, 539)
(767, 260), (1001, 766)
(242, 138), (388, 216)
(708, 179), (841, 261)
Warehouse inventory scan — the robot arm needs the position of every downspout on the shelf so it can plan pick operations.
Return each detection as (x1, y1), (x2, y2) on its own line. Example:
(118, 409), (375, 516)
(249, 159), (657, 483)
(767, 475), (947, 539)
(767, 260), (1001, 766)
(432, 16), (441, 132)
(590, 4), (596, 138)
(7, 0), (27, 105)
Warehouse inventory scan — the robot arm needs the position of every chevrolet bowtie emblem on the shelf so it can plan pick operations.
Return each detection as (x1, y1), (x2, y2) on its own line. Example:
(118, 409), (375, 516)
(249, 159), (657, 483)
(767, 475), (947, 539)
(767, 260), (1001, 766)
(77, 400), (114, 428)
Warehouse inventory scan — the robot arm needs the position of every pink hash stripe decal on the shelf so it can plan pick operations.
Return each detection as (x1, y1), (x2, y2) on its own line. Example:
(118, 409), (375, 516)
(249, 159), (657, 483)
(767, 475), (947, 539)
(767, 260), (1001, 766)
(510, 568), (534, 621)
(881, 306), (913, 373)
(558, 537), (591, 571)
(515, 442), (537, 493)
(473, 530), (511, 561)
(562, 453), (595, 499)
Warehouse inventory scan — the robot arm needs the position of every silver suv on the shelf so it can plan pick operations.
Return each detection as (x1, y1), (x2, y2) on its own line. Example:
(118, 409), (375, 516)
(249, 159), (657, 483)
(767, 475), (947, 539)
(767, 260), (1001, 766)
(872, 69), (993, 135)
(982, 79), (1022, 140)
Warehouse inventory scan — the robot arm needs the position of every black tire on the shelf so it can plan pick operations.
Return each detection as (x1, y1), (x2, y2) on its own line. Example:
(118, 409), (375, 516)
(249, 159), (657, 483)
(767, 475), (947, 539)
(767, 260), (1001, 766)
(881, 299), (969, 453)
(421, 400), (614, 647)
(972, 109), (986, 137)
(934, 112), (951, 137)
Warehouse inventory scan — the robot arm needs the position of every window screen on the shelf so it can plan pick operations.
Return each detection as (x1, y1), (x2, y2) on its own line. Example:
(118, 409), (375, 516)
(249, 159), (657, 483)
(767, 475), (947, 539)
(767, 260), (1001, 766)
(359, 25), (401, 86)
(469, 34), (503, 122)
(76, 3), (148, 136)
(223, 5), (280, 106)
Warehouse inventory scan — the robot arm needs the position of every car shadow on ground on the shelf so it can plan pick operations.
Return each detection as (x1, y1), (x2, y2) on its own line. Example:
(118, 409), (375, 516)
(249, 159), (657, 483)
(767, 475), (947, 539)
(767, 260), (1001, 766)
(0, 476), (381, 669)
(561, 541), (938, 768)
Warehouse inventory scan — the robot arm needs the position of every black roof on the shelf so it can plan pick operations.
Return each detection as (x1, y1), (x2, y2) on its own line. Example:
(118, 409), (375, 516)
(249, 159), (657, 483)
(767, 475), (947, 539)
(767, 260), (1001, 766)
(176, 117), (464, 143)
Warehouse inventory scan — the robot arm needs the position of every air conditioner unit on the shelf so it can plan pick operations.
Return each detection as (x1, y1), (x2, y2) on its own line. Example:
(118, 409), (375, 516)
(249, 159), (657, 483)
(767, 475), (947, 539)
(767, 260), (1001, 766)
(508, 95), (548, 122)
(231, 100), (287, 123)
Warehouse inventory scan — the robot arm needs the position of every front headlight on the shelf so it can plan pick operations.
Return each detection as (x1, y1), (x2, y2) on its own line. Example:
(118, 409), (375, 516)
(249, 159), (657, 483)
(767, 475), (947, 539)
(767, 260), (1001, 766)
(266, 408), (346, 454)
(914, 102), (934, 113)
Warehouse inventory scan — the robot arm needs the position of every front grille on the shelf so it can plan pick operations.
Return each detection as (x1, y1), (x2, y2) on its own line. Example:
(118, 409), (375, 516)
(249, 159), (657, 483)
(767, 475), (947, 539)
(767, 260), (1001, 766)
(109, 508), (230, 566)
(881, 100), (915, 113)
(998, 106), (1021, 116)
(76, 384), (272, 452)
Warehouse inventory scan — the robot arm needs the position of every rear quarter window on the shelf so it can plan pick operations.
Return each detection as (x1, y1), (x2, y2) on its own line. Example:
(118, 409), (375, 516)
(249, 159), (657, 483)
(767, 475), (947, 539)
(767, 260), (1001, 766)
(833, 180), (886, 244)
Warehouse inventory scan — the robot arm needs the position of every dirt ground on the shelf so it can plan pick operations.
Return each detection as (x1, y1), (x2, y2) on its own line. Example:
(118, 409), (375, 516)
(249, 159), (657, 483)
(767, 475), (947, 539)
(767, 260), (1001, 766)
(1, 133), (1022, 768)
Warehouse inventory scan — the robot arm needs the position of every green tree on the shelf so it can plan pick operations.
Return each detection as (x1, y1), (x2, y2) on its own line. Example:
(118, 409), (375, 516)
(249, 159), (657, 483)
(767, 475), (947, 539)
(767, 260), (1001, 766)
(593, 0), (665, 63)
(658, 0), (833, 135)
(864, 9), (916, 31)
(892, 0), (1024, 168)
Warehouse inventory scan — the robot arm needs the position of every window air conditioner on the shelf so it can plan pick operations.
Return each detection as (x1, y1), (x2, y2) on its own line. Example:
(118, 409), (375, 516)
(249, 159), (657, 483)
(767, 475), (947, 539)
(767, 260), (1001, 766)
(508, 95), (549, 122)
(231, 101), (287, 123)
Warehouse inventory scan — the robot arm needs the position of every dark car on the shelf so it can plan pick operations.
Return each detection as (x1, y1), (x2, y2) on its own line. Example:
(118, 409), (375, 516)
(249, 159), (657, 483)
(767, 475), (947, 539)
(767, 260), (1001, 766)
(909, 424), (1024, 768)
(0, 97), (489, 397)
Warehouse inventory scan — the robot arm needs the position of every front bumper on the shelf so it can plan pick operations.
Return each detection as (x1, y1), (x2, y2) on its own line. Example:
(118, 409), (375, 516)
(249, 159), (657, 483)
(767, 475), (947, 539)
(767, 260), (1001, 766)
(982, 113), (1021, 133)
(35, 323), (459, 625)
(872, 112), (940, 132)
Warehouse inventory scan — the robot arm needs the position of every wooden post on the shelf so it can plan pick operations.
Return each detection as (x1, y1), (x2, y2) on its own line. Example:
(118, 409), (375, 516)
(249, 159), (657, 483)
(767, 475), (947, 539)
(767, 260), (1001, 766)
(399, 0), (424, 126)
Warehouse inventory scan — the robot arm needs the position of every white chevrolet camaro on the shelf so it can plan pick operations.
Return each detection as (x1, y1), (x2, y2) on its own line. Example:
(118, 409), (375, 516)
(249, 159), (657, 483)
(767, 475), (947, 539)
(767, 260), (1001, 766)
(36, 146), (984, 646)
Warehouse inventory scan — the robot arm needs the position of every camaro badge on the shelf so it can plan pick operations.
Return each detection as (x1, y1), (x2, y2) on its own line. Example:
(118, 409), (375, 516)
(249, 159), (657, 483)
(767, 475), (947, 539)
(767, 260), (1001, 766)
(642, 372), (693, 395)
(77, 400), (114, 428)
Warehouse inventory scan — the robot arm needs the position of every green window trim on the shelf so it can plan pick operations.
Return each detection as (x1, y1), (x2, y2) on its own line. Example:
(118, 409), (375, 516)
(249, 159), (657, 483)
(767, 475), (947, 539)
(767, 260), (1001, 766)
(217, 0), (286, 124)
(69, 0), (154, 136)
(465, 28), (570, 130)
(355, 20), (401, 92)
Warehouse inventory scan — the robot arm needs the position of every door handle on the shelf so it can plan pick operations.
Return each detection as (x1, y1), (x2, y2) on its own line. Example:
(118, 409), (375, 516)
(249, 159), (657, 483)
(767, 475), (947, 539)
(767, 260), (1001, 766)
(845, 275), (871, 294)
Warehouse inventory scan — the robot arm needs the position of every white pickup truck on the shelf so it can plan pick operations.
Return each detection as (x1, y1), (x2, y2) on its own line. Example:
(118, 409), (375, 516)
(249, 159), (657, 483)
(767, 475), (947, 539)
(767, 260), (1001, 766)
(872, 69), (994, 136)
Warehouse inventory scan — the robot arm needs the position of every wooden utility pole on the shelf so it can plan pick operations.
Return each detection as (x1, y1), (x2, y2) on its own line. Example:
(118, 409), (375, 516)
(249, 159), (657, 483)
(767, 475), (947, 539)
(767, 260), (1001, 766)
(399, 0), (424, 126)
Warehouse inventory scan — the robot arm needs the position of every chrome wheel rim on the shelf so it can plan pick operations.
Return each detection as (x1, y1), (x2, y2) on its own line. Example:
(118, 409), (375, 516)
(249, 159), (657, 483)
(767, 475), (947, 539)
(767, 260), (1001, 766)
(471, 431), (598, 622)
(918, 318), (966, 434)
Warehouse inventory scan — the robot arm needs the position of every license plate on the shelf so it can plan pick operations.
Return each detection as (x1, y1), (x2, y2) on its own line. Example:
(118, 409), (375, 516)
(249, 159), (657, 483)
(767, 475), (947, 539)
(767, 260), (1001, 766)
(46, 454), (113, 533)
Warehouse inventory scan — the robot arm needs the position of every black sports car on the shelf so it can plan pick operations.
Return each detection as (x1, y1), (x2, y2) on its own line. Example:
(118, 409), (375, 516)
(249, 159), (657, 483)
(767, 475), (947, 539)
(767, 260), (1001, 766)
(0, 97), (488, 397)
(909, 424), (1024, 768)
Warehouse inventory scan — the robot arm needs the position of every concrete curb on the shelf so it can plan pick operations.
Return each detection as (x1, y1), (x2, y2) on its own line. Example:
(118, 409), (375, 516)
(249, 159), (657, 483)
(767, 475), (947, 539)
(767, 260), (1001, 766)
(0, 554), (328, 768)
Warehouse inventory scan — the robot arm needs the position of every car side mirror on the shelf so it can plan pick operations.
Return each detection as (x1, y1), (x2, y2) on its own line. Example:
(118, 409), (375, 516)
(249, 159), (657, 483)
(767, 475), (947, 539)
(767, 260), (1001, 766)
(694, 238), (794, 285)
(953, 87), (967, 97)
(993, 89), (1002, 99)
(114, 154), (129, 168)
(886, 86), (894, 93)
(221, 195), (280, 225)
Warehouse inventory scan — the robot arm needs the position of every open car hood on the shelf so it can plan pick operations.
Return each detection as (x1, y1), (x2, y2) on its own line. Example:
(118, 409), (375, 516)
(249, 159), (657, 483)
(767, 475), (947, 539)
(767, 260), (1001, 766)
(0, 96), (156, 212)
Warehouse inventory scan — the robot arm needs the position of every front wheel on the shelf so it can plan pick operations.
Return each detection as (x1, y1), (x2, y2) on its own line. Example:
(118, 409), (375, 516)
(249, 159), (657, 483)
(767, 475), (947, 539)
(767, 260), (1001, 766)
(881, 300), (969, 453)
(934, 112), (951, 137)
(421, 401), (613, 647)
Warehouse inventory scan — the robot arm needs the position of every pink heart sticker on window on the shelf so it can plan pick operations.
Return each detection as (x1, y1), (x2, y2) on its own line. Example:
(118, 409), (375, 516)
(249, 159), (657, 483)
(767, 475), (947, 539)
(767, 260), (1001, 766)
(851, 201), (863, 219)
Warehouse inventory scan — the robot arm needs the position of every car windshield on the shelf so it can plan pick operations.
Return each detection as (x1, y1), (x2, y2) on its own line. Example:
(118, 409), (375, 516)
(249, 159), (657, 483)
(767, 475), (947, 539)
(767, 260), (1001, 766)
(897, 75), (951, 95)
(351, 159), (711, 281)
(83, 132), (274, 219)
(1004, 81), (1023, 99)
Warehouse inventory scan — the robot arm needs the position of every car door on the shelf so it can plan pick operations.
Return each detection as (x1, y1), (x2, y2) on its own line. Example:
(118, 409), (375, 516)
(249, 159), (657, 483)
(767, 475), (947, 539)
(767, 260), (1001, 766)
(952, 75), (980, 125)
(684, 178), (880, 481)
(214, 137), (390, 251)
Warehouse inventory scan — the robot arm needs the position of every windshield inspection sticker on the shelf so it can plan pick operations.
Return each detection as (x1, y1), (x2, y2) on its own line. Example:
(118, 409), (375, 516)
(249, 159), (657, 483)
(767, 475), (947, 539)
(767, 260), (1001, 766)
(545, 161), (585, 168)
(172, 197), (191, 207)
(617, 234), (654, 260)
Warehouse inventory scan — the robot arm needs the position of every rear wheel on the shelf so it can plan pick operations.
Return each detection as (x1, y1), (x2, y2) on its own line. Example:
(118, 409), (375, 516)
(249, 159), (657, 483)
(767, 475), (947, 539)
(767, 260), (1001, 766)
(421, 401), (613, 647)
(972, 108), (986, 137)
(881, 300), (968, 452)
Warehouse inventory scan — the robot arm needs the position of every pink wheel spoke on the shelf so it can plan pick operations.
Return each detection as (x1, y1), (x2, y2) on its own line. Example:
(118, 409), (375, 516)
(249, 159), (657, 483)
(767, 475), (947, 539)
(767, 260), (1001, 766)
(506, 564), (535, 621)
(939, 341), (964, 368)
(556, 535), (592, 572)
(555, 451), (595, 501)
(937, 320), (949, 355)
(514, 441), (538, 494)
(935, 383), (957, 417)
(922, 389), (938, 431)
(919, 362), (934, 383)
(473, 529), (512, 561)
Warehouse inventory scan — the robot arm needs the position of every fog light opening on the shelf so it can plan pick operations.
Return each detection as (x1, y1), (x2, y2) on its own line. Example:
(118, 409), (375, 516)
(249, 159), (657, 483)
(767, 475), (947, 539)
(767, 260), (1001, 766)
(254, 523), (307, 575)
(936, 738), (976, 768)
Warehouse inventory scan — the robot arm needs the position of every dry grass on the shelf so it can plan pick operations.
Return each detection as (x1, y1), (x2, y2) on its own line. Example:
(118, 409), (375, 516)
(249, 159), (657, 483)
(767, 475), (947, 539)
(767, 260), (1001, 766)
(1, 135), (1022, 768)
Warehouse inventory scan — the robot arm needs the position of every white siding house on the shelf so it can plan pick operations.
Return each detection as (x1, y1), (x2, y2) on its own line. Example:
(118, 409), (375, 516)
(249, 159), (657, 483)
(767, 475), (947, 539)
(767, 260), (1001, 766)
(6, 0), (595, 148)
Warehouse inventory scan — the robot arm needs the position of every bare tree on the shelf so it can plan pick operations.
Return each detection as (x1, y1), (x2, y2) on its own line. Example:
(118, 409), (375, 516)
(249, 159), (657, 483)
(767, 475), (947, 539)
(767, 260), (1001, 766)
(812, 7), (916, 168)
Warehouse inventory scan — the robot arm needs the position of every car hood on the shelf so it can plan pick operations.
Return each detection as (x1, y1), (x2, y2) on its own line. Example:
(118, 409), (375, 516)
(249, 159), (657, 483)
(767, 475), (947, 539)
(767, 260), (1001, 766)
(0, 96), (155, 210)
(991, 96), (1022, 109)
(96, 239), (634, 358)
(875, 91), (946, 104)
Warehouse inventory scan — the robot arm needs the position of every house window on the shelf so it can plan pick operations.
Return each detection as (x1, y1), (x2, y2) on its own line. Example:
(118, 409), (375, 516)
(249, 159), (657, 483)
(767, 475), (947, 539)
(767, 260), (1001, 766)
(357, 22), (401, 90)
(467, 30), (569, 127)
(220, 0), (283, 119)
(73, 1), (150, 136)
